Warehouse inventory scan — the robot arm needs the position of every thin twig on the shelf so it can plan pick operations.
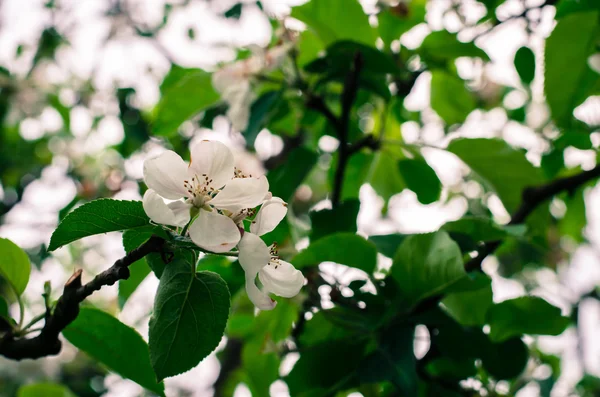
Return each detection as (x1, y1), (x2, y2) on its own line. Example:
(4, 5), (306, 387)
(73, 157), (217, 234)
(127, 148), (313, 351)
(0, 235), (165, 360)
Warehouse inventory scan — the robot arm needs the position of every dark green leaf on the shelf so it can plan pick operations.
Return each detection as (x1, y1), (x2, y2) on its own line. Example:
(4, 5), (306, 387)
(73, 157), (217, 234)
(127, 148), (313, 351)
(243, 91), (280, 147)
(391, 231), (465, 305)
(442, 280), (493, 326)
(359, 325), (417, 395)
(291, 0), (377, 46)
(544, 11), (599, 128)
(369, 234), (408, 258)
(397, 158), (442, 204)
(293, 233), (378, 273)
(0, 296), (8, 318)
(335, 152), (374, 201)
(305, 41), (398, 76)
(430, 71), (477, 125)
(514, 46), (536, 85)
(286, 339), (367, 396)
(267, 147), (318, 201)
(48, 199), (150, 251)
(420, 31), (489, 62)
(224, 3), (243, 19)
(63, 308), (164, 395)
(0, 238), (30, 295)
(197, 255), (245, 297)
(153, 70), (220, 136)
(149, 250), (230, 380)
(482, 337), (529, 380)
(486, 296), (571, 342)
(310, 199), (359, 241)
(447, 138), (544, 213)
(17, 383), (76, 397)
(442, 217), (508, 242)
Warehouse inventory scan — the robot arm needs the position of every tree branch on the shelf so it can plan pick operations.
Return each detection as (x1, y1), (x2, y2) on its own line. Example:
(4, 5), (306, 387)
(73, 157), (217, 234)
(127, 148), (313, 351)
(465, 164), (600, 272)
(331, 53), (364, 208)
(0, 235), (165, 360)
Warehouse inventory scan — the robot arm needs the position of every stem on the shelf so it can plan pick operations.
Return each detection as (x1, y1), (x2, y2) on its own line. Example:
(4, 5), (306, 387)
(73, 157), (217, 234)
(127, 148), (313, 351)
(20, 312), (46, 332)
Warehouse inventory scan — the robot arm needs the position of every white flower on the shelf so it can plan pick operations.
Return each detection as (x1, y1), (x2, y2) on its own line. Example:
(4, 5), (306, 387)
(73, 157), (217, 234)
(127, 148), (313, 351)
(589, 53), (600, 74)
(238, 197), (304, 310)
(142, 140), (269, 253)
(212, 43), (294, 131)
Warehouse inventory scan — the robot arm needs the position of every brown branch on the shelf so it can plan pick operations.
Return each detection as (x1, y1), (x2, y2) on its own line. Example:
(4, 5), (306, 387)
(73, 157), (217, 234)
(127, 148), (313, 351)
(331, 53), (364, 208)
(0, 235), (165, 360)
(465, 164), (600, 272)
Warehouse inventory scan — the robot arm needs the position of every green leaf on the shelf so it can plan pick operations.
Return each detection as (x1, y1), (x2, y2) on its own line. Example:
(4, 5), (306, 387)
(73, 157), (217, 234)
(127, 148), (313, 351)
(335, 152), (374, 201)
(62, 308), (164, 395)
(305, 41), (398, 76)
(447, 138), (544, 213)
(286, 339), (367, 396)
(378, 0), (426, 47)
(310, 199), (359, 241)
(397, 159), (442, 204)
(430, 71), (477, 125)
(442, 280), (493, 326)
(153, 69), (220, 136)
(48, 199), (150, 251)
(0, 238), (30, 295)
(514, 46), (535, 85)
(243, 91), (280, 148)
(17, 383), (76, 397)
(293, 233), (378, 274)
(149, 250), (230, 380)
(267, 147), (317, 201)
(119, 226), (162, 307)
(367, 151), (406, 202)
(0, 296), (8, 318)
(544, 11), (599, 128)
(556, 0), (600, 18)
(487, 296), (571, 342)
(369, 234), (408, 258)
(242, 339), (280, 396)
(481, 337), (529, 380)
(420, 31), (489, 62)
(391, 231), (465, 305)
(291, 0), (377, 46)
(358, 325), (417, 395)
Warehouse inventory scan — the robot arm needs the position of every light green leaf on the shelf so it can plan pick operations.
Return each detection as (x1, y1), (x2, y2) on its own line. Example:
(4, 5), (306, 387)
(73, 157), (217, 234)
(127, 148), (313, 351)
(447, 138), (544, 213)
(290, 0), (376, 46)
(17, 383), (76, 397)
(556, 0), (600, 18)
(149, 250), (230, 381)
(391, 231), (465, 305)
(544, 11), (599, 128)
(63, 308), (164, 395)
(514, 46), (536, 85)
(293, 233), (378, 274)
(0, 238), (31, 295)
(378, 0), (426, 47)
(487, 296), (571, 342)
(430, 71), (477, 125)
(420, 31), (489, 62)
(48, 199), (150, 251)
(153, 69), (220, 136)
(244, 91), (280, 147)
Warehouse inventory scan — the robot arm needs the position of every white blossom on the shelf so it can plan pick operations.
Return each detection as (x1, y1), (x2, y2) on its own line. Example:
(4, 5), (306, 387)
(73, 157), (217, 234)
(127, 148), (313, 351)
(212, 43), (294, 131)
(238, 197), (304, 310)
(142, 140), (268, 253)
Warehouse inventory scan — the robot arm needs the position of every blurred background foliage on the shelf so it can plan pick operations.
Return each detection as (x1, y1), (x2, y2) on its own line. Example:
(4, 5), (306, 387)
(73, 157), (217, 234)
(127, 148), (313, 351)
(1, 0), (600, 396)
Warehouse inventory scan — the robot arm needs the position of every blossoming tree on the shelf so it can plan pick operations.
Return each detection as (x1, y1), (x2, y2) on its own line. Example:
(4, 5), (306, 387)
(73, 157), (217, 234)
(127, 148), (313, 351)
(1, 0), (600, 396)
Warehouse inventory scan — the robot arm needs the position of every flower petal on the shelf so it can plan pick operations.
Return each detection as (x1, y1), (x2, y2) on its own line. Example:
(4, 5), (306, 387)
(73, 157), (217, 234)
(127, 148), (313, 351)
(250, 197), (288, 236)
(142, 190), (191, 227)
(238, 232), (270, 275)
(245, 275), (277, 311)
(189, 141), (235, 189)
(143, 151), (189, 200)
(210, 175), (269, 212)
(259, 260), (304, 298)
(189, 209), (240, 253)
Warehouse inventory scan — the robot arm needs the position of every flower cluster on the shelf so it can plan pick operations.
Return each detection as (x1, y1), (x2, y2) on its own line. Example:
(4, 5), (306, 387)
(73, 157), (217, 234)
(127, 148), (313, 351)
(142, 140), (303, 310)
(211, 43), (293, 131)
